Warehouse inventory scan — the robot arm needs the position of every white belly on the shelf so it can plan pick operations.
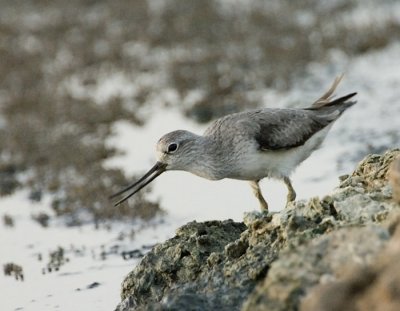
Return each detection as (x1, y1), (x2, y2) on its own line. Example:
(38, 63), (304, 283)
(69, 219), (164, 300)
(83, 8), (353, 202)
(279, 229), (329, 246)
(229, 126), (331, 181)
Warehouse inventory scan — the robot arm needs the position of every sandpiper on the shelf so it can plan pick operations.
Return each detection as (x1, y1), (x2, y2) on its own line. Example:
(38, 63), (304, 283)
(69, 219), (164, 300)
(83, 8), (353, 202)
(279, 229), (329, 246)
(111, 76), (356, 211)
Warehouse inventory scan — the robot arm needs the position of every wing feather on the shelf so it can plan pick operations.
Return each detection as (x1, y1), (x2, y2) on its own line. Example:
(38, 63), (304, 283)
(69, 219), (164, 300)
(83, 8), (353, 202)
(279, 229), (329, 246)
(253, 110), (329, 150)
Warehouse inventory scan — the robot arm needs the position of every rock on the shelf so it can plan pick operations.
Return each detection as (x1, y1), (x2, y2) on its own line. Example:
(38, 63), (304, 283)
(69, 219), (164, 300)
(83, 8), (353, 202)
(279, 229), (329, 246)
(338, 149), (400, 193)
(115, 149), (400, 311)
(3, 262), (24, 281)
(225, 239), (249, 259)
(389, 155), (400, 203)
(243, 226), (390, 311)
(87, 282), (101, 289)
(300, 217), (400, 311)
(119, 220), (247, 310)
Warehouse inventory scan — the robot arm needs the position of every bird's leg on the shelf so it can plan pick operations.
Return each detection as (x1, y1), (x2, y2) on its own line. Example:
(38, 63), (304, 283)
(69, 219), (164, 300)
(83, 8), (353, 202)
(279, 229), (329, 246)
(249, 180), (268, 212)
(283, 177), (296, 205)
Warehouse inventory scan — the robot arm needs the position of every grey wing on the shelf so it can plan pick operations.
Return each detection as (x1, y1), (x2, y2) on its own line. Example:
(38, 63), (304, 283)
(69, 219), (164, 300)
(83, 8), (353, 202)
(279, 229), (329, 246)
(252, 109), (333, 150)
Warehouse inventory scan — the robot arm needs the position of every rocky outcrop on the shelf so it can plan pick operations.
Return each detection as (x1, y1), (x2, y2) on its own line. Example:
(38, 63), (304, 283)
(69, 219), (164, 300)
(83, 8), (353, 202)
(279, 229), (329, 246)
(116, 149), (400, 311)
(118, 220), (248, 311)
(300, 218), (400, 311)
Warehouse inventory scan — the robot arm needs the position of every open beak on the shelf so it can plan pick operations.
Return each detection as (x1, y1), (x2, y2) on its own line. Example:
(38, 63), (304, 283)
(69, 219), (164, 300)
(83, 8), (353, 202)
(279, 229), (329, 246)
(110, 162), (167, 206)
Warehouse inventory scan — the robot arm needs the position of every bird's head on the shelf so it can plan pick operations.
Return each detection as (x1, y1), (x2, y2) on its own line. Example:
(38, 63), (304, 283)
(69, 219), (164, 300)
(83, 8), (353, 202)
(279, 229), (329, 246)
(155, 130), (200, 171)
(110, 130), (200, 206)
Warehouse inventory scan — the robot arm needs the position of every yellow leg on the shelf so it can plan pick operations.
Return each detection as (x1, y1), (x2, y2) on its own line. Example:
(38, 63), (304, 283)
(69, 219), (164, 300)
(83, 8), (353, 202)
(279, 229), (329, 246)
(249, 180), (268, 212)
(283, 177), (296, 205)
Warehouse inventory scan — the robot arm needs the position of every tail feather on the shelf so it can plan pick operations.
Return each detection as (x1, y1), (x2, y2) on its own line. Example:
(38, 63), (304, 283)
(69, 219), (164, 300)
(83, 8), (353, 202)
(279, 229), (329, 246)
(306, 92), (357, 112)
(312, 74), (344, 108)
(306, 74), (357, 114)
(307, 74), (357, 113)
(321, 92), (357, 108)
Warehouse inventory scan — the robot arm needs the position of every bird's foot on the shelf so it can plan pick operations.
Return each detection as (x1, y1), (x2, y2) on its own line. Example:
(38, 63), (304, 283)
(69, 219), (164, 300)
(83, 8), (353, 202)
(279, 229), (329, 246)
(286, 194), (296, 203)
(283, 177), (296, 206)
(285, 189), (296, 208)
(286, 192), (296, 203)
(259, 201), (269, 213)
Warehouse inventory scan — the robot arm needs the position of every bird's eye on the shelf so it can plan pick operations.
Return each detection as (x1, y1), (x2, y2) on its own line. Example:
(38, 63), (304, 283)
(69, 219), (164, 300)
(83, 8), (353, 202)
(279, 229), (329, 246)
(167, 143), (178, 153)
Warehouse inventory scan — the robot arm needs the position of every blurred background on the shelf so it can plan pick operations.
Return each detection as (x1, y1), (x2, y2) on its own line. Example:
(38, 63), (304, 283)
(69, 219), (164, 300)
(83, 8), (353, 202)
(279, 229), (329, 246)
(1, 0), (400, 309)
(1, 0), (399, 224)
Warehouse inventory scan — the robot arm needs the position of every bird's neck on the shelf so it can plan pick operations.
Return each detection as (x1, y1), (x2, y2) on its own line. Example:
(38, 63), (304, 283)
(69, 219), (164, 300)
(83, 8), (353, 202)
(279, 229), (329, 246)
(185, 136), (224, 181)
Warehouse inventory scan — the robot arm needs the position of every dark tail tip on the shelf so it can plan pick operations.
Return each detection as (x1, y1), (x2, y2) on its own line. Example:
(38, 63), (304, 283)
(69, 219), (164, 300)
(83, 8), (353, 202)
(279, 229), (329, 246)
(328, 92), (357, 106)
(307, 92), (357, 111)
(328, 92), (357, 112)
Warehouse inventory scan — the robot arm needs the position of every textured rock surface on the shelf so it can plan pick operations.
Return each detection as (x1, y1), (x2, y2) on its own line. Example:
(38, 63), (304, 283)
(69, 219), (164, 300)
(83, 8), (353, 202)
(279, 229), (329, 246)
(116, 149), (400, 311)
(119, 220), (247, 310)
(389, 155), (400, 203)
(300, 214), (400, 311)
(243, 226), (390, 311)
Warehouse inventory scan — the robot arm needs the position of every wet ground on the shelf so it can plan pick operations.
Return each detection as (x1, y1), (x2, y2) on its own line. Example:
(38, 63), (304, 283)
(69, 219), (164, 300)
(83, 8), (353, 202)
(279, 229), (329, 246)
(1, 1), (400, 310)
